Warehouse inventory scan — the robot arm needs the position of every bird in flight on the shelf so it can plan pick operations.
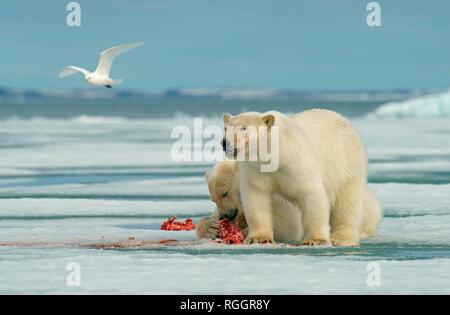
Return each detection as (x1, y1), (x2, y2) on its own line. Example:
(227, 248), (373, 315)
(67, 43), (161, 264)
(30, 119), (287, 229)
(59, 42), (145, 88)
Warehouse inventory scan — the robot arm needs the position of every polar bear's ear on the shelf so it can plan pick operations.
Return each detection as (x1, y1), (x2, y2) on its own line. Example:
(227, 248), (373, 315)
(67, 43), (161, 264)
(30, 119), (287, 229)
(263, 114), (275, 128)
(223, 113), (233, 124)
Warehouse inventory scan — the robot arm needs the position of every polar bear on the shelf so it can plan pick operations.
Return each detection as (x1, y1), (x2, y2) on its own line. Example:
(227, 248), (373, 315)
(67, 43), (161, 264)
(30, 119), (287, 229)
(196, 160), (303, 243)
(222, 109), (382, 246)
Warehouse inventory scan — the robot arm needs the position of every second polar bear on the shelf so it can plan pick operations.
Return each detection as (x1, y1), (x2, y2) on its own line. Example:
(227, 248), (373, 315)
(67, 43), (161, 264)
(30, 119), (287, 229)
(197, 160), (303, 243)
(222, 109), (382, 246)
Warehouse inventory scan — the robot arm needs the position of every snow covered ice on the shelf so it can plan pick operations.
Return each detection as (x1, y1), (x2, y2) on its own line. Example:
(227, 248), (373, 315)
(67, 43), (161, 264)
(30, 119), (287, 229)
(0, 103), (449, 294)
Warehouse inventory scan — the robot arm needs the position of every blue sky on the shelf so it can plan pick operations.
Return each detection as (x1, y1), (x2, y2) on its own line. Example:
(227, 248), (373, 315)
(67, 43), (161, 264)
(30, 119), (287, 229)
(1, 0), (449, 91)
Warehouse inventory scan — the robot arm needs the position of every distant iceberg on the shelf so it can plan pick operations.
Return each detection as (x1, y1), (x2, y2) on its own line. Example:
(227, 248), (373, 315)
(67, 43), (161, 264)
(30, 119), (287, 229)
(371, 89), (450, 118)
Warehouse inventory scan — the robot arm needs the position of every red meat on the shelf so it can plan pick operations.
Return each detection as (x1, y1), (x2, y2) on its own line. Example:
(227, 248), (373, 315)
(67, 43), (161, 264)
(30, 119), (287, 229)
(160, 216), (196, 231)
(219, 218), (244, 245)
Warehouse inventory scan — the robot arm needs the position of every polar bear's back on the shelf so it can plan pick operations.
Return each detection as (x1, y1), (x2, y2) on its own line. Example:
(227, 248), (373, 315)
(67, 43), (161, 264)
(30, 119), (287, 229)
(293, 109), (368, 190)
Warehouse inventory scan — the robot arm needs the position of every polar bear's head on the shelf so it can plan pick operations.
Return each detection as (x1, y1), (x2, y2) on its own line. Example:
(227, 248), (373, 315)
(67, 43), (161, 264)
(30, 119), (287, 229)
(222, 112), (279, 172)
(221, 112), (275, 159)
(205, 161), (247, 228)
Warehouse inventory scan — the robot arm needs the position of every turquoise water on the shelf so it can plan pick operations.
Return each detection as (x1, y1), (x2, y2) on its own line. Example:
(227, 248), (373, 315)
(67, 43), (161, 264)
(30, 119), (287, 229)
(0, 99), (382, 119)
(0, 99), (449, 294)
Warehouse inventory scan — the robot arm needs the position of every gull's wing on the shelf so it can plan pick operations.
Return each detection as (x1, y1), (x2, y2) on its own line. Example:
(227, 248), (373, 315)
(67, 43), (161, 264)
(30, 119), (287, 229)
(58, 66), (90, 78)
(95, 42), (145, 76)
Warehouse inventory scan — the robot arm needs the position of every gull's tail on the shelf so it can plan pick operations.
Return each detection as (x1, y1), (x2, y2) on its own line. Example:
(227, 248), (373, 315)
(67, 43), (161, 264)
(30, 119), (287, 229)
(112, 79), (123, 85)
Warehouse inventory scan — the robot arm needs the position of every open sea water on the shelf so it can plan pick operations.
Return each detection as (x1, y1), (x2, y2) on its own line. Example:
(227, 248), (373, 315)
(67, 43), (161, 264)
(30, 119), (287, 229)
(0, 97), (449, 294)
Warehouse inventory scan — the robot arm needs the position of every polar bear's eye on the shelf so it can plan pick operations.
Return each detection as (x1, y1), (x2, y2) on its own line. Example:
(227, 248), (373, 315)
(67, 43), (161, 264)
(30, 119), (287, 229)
(222, 192), (228, 198)
(240, 126), (247, 131)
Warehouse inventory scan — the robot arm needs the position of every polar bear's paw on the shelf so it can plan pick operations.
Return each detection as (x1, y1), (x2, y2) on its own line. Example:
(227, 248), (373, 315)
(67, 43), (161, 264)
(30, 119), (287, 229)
(302, 239), (331, 246)
(244, 233), (275, 245)
(330, 231), (360, 247)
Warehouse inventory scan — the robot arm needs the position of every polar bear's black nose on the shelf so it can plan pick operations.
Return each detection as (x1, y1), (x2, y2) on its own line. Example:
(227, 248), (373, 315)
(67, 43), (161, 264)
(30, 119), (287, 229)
(220, 209), (238, 221)
(221, 138), (227, 152)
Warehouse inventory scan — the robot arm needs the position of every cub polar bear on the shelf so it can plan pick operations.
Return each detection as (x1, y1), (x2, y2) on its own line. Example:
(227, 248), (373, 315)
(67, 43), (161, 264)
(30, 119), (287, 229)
(196, 160), (303, 243)
(222, 109), (382, 246)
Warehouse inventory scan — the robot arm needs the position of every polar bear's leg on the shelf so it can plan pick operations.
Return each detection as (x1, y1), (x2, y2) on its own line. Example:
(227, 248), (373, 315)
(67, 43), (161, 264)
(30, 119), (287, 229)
(360, 187), (382, 239)
(272, 193), (303, 243)
(299, 189), (331, 246)
(196, 216), (220, 239)
(196, 209), (221, 239)
(330, 181), (364, 246)
(241, 185), (275, 244)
